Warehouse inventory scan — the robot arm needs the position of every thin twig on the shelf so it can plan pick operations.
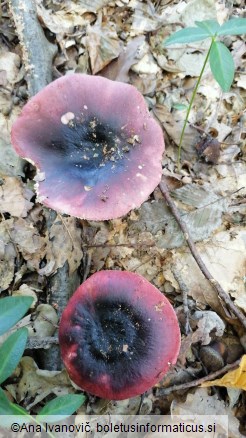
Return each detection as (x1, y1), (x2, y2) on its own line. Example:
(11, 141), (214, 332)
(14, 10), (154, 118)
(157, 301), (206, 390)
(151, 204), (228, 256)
(172, 267), (192, 335)
(159, 180), (246, 330)
(156, 358), (241, 396)
(82, 242), (155, 249)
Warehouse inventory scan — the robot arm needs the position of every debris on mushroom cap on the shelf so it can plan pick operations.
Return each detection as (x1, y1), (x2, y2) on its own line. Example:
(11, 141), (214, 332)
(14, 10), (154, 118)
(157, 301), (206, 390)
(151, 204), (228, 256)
(59, 270), (180, 400)
(11, 74), (164, 220)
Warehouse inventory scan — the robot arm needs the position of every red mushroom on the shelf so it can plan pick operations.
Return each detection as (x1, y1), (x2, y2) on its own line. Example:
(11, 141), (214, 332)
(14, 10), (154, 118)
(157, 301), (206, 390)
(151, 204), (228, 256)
(59, 270), (180, 400)
(11, 74), (164, 220)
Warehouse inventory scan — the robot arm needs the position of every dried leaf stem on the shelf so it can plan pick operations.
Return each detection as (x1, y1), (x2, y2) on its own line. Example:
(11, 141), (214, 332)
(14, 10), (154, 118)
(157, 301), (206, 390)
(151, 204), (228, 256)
(159, 180), (246, 330)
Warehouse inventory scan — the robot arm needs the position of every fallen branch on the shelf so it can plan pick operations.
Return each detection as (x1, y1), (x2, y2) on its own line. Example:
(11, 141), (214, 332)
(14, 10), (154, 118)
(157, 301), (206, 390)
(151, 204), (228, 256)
(26, 336), (58, 350)
(9, 0), (57, 95)
(159, 180), (246, 330)
(9, 0), (81, 371)
(156, 358), (241, 396)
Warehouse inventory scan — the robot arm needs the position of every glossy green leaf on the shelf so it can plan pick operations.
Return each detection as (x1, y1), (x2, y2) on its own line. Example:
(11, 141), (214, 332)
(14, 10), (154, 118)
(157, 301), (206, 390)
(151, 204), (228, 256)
(217, 18), (246, 36)
(0, 328), (28, 384)
(164, 27), (210, 46)
(37, 394), (86, 423)
(209, 41), (234, 91)
(195, 19), (220, 35)
(0, 296), (33, 336)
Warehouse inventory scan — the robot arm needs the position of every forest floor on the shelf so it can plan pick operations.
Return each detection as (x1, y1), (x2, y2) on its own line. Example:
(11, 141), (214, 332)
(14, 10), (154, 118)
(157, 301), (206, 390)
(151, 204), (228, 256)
(0, 0), (246, 436)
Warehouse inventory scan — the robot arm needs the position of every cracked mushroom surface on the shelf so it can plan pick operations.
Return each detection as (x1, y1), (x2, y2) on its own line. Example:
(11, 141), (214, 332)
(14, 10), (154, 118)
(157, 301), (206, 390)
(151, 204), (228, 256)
(11, 74), (164, 220)
(59, 270), (181, 400)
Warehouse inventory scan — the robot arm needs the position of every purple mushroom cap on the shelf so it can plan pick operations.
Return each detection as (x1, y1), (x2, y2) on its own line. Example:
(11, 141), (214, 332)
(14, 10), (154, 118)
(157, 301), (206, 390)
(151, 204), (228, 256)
(11, 74), (164, 220)
(59, 270), (181, 400)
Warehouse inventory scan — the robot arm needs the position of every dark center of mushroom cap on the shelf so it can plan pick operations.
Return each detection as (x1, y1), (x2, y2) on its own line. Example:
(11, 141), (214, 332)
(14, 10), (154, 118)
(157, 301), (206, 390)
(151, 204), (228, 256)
(47, 116), (140, 186)
(66, 296), (152, 390)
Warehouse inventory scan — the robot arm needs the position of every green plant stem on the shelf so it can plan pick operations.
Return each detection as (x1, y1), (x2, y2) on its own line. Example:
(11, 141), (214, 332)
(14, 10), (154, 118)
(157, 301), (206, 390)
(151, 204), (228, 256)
(177, 38), (214, 171)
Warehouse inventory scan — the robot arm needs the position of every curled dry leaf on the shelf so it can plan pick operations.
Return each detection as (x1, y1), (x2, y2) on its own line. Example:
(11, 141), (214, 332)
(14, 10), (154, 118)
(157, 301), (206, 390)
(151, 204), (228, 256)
(202, 355), (246, 391)
(101, 36), (145, 82)
(178, 310), (225, 366)
(0, 176), (33, 218)
(0, 51), (23, 87)
(28, 304), (58, 337)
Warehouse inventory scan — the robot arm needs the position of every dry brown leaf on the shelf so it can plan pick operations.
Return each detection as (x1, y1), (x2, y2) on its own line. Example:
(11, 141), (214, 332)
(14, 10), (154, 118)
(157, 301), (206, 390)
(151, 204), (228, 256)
(100, 36), (145, 82)
(6, 356), (72, 409)
(86, 20), (121, 74)
(178, 310), (225, 366)
(163, 227), (246, 314)
(0, 176), (33, 218)
(28, 304), (58, 337)
(37, 1), (106, 34)
(171, 387), (240, 437)
(153, 104), (200, 159)
(44, 216), (83, 275)
(9, 218), (46, 270)
(202, 355), (246, 391)
(0, 50), (23, 86)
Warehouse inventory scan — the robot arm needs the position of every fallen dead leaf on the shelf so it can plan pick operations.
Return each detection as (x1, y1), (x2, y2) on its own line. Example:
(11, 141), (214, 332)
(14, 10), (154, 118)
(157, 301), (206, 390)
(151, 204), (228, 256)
(171, 387), (240, 437)
(100, 36), (145, 82)
(44, 216), (83, 275)
(6, 356), (72, 410)
(86, 19), (121, 74)
(0, 176), (33, 218)
(9, 217), (46, 271)
(164, 227), (246, 314)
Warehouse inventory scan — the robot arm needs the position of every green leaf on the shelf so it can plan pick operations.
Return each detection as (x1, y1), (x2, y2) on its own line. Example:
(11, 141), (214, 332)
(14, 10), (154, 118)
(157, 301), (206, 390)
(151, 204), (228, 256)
(209, 41), (234, 91)
(195, 19), (220, 36)
(37, 394), (86, 423)
(164, 27), (211, 46)
(217, 18), (246, 36)
(0, 297), (33, 336)
(0, 389), (27, 417)
(172, 103), (188, 110)
(0, 328), (28, 384)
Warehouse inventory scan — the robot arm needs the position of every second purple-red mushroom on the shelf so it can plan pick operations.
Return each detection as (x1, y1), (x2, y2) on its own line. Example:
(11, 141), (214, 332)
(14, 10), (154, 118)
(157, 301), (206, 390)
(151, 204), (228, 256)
(59, 270), (180, 400)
